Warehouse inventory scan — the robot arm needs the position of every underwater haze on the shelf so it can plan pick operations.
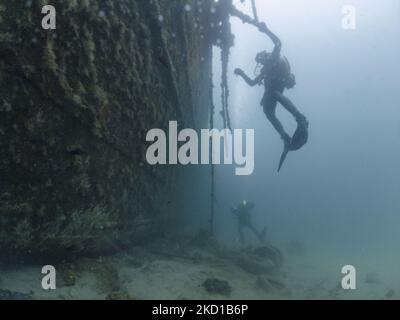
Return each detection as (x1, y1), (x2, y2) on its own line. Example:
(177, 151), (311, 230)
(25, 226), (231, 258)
(212, 0), (400, 297)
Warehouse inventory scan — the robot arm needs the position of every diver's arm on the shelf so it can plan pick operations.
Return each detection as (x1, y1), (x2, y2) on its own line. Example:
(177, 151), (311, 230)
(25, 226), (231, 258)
(258, 23), (282, 59)
(234, 68), (263, 87)
(229, 6), (281, 57)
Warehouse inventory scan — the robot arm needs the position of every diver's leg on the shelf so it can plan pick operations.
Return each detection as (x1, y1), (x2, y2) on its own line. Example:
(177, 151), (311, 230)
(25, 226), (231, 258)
(274, 91), (308, 124)
(259, 226), (267, 243)
(249, 225), (267, 244)
(263, 94), (291, 143)
(248, 225), (262, 242)
(238, 225), (245, 244)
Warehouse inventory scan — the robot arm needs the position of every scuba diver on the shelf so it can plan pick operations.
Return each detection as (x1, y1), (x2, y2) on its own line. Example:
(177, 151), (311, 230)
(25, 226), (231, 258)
(231, 200), (266, 244)
(234, 22), (309, 171)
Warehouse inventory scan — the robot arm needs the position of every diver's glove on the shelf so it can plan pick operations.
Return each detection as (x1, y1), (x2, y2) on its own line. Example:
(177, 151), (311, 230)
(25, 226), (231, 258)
(258, 22), (269, 33)
(234, 68), (244, 76)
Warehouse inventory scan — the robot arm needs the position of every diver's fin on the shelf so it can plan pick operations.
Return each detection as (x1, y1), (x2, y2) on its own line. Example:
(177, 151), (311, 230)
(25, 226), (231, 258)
(291, 115), (309, 151)
(278, 145), (290, 172)
(277, 115), (308, 172)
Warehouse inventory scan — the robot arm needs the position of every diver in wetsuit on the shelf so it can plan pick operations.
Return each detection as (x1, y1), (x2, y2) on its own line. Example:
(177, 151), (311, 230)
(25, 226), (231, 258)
(234, 22), (309, 171)
(231, 200), (266, 244)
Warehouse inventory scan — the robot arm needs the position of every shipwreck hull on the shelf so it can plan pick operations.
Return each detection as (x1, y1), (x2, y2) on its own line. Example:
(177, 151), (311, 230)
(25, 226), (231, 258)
(0, 0), (213, 257)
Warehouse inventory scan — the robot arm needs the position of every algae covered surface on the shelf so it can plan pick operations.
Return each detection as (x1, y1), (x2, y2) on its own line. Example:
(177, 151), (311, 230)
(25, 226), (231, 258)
(0, 0), (212, 256)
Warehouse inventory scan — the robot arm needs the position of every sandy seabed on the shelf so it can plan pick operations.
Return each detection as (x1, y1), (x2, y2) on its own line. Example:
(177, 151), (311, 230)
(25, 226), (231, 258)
(0, 235), (398, 300)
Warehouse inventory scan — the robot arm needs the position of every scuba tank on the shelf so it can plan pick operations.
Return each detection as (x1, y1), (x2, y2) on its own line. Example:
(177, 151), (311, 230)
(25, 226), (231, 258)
(281, 56), (296, 89)
(284, 73), (296, 89)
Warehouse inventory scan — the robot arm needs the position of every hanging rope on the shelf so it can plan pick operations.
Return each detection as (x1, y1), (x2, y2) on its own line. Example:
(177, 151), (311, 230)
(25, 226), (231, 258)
(208, 0), (261, 234)
(251, 0), (259, 22)
(209, 74), (216, 235)
(206, 0), (265, 236)
(208, 0), (235, 234)
(215, 0), (234, 131)
(220, 47), (232, 130)
(230, 4), (266, 33)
